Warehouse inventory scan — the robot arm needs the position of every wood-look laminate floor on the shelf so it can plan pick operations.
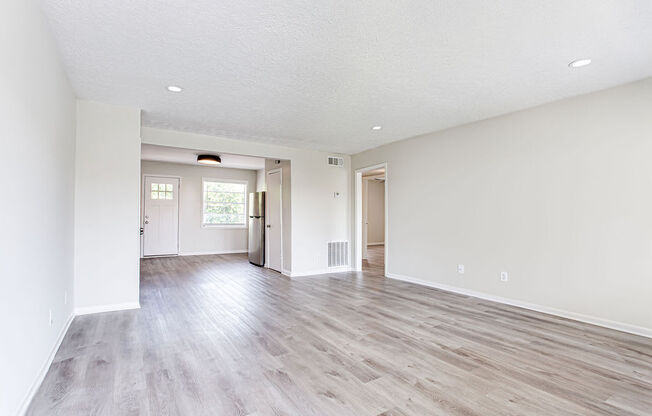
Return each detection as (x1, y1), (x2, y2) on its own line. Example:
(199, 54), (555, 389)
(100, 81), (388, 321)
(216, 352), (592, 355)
(363, 245), (384, 274)
(29, 254), (652, 415)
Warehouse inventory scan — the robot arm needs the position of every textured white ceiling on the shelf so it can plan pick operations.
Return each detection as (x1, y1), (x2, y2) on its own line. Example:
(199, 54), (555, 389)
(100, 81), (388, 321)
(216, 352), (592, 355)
(141, 144), (266, 170)
(41, 1), (652, 154)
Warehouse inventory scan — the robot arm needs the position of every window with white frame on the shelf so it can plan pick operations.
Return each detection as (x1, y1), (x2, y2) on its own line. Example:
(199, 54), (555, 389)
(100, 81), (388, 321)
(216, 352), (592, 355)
(202, 179), (247, 226)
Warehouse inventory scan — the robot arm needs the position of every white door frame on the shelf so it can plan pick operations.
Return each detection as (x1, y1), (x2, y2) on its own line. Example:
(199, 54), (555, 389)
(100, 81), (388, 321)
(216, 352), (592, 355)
(355, 162), (388, 274)
(141, 174), (182, 257)
(362, 178), (368, 260)
(265, 168), (283, 271)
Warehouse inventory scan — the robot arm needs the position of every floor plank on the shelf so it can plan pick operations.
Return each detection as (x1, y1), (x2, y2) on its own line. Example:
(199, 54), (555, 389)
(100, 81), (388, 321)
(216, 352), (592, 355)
(28, 249), (652, 415)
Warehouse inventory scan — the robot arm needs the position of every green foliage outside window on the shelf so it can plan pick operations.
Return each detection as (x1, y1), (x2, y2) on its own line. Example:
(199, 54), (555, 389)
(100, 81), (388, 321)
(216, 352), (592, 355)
(202, 180), (246, 225)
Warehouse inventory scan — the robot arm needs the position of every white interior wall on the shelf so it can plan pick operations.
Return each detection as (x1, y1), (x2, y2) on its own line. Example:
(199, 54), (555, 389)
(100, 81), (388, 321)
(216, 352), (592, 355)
(74, 100), (141, 314)
(256, 168), (266, 192)
(352, 78), (652, 336)
(141, 128), (350, 276)
(141, 160), (257, 255)
(366, 180), (385, 245)
(0, 1), (76, 414)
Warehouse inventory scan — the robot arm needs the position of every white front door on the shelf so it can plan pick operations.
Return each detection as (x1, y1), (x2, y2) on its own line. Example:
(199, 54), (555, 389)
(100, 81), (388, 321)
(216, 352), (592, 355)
(266, 170), (282, 272)
(143, 176), (179, 256)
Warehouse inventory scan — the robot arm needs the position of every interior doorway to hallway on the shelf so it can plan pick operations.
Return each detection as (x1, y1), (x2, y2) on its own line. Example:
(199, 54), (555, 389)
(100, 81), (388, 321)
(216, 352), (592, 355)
(355, 163), (387, 275)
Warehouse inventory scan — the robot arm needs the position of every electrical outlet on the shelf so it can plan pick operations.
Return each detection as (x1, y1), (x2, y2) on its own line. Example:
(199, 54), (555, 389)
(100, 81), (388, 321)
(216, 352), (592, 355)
(49, 309), (53, 326)
(500, 272), (509, 282)
(457, 264), (465, 274)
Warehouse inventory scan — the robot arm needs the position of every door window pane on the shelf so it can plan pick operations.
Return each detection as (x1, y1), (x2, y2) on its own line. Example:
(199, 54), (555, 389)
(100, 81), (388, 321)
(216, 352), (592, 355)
(150, 183), (174, 200)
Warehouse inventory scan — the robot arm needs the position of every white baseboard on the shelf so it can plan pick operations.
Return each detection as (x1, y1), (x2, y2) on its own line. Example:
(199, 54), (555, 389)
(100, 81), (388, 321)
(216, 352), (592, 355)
(386, 272), (652, 339)
(179, 249), (247, 256)
(282, 268), (292, 277)
(16, 313), (74, 416)
(367, 242), (385, 246)
(74, 302), (141, 316)
(290, 266), (352, 277)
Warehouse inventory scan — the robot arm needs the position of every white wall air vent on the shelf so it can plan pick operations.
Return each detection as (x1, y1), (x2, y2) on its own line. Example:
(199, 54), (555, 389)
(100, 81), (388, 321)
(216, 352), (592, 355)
(327, 156), (344, 167)
(328, 241), (349, 267)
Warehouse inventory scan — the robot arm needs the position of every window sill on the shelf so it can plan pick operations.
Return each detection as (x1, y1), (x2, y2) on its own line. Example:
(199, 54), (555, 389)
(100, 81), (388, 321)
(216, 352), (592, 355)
(201, 224), (248, 230)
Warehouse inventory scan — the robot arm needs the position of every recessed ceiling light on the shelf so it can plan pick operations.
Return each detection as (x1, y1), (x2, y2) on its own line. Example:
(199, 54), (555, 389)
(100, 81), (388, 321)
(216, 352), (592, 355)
(167, 85), (183, 92)
(568, 58), (591, 68)
(371, 126), (382, 131)
(197, 154), (221, 165)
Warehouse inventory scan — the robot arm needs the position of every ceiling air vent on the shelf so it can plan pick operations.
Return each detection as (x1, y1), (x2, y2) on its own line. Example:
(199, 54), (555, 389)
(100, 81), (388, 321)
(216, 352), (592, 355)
(327, 156), (344, 167)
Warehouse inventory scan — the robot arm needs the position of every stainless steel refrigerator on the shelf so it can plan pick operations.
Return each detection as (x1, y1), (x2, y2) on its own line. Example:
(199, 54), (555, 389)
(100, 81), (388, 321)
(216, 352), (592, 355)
(248, 191), (265, 266)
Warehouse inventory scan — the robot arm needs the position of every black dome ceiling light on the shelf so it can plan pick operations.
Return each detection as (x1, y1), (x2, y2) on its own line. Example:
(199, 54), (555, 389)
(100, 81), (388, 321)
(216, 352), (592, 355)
(197, 154), (221, 165)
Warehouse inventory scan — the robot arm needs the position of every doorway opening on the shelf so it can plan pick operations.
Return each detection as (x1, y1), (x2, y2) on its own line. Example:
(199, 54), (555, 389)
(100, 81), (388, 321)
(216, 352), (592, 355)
(139, 144), (291, 276)
(355, 163), (387, 275)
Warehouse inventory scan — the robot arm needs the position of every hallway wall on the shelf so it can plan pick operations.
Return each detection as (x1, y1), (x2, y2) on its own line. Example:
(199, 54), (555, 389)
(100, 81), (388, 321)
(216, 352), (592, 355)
(366, 179), (385, 245)
(0, 0), (76, 413)
(352, 78), (652, 336)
